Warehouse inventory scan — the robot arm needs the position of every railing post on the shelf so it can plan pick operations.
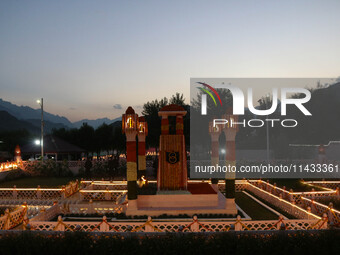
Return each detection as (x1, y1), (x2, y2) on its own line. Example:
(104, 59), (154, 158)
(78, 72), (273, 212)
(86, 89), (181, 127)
(320, 213), (328, 229)
(23, 214), (29, 230)
(190, 215), (199, 232)
(289, 189), (294, 202)
(13, 185), (17, 199)
(62, 185), (66, 199)
(307, 207), (312, 220)
(235, 215), (243, 231)
(105, 188), (111, 200)
(100, 216), (109, 232)
(277, 215), (285, 230)
(56, 215), (65, 231)
(37, 185), (41, 199)
(88, 199), (95, 214)
(40, 207), (46, 221)
(4, 209), (10, 230)
(145, 216), (154, 232)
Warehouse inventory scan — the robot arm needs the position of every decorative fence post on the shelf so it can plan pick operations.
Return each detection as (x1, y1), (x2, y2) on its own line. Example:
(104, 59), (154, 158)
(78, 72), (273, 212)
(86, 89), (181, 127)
(62, 185), (66, 199)
(307, 207), (312, 220)
(105, 187), (111, 200)
(88, 199), (95, 214)
(235, 215), (243, 231)
(13, 185), (17, 199)
(55, 216), (65, 231)
(37, 185), (41, 199)
(99, 216), (110, 232)
(4, 209), (10, 230)
(190, 215), (200, 232)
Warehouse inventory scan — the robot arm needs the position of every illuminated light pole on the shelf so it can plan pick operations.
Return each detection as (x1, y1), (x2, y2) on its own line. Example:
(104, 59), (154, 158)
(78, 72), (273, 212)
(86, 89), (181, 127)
(137, 116), (148, 179)
(36, 98), (44, 161)
(209, 119), (221, 190)
(222, 107), (238, 214)
(122, 107), (138, 208)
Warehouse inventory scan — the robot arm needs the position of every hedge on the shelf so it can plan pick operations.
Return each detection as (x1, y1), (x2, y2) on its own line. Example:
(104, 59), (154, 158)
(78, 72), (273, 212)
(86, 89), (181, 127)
(0, 230), (339, 255)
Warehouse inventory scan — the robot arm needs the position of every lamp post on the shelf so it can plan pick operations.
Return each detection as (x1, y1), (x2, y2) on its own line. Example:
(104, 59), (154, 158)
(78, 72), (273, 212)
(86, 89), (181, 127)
(36, 98), (44, 161)
(122, 107), (138, 203)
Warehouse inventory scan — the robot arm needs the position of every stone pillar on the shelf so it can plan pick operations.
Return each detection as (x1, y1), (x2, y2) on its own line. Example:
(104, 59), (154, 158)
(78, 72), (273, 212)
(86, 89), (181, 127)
(161, 116), (169, 135)
(126, 132), (138, 201)
(138, 133), (146, 178)
(224, 128), (237, 200)
(176, 115), (184, 135)
(210, 132), (220, 191)
(223, 108), (238, 214)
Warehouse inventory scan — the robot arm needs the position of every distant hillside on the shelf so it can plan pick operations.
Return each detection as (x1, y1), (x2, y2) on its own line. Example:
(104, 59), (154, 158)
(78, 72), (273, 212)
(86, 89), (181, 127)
(73, 117), (122, 129)
(0, 98), (123, 130)
(0, 111), (40, 134)
(0, 98), (73, 127)
(25, 119), (69, 133)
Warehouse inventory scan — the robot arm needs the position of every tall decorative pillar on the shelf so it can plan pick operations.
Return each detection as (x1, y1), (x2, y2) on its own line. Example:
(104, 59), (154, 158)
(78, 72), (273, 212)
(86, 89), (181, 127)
(209, 120), (221, 190)
(122, 107), (138, 208)
(157, 105), (188, 192)
(223, 107), (238, 214)
(137, 116), (148, 178)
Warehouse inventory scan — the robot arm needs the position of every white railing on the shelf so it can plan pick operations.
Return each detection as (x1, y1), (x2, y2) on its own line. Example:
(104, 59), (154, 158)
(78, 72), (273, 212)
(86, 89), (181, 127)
(0, 181), (79, 202)
(28, 215), (324, 232)
(300, 196), (340, 225)
(79, 190), (127, 201)
(245, 183), (320, 220)
(64, 203), (126, 215)
(302, 181), (340, 191)
(30, 203), (62, 222)
(0, 204), (28, 230)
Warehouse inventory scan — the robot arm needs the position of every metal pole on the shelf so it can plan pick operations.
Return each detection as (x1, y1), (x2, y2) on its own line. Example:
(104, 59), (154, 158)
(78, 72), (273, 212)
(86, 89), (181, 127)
(266, 96), (270, 163)
(266, 114), (269, 162)
(41, 98), (44, 161)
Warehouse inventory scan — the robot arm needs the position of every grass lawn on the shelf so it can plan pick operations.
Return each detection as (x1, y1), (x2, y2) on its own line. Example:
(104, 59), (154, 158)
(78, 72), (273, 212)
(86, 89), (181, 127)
(315, 197), (340, 210)
(0, 177), (76, 188)
(235, 192), (278, 220)
(266, 179), (324, 191)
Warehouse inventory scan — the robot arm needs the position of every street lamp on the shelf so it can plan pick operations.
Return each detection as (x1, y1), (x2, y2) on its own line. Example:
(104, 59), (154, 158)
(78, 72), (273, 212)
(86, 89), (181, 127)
(36, 98), (44, 161)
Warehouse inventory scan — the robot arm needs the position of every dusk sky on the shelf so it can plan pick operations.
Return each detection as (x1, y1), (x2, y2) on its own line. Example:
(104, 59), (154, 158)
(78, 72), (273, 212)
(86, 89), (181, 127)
(1, 0), (339, 122)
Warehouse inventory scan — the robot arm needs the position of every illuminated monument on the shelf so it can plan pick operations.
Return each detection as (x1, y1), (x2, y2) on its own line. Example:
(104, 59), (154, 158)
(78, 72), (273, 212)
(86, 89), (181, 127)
(157, 104), (188, 192)
(123, 105), (237, 216)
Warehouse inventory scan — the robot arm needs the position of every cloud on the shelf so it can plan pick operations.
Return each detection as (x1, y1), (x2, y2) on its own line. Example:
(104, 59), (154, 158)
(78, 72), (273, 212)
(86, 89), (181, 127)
(69, 107), (76, 110)
(113, 104), (122, 110)
(135, 105), (142, 109)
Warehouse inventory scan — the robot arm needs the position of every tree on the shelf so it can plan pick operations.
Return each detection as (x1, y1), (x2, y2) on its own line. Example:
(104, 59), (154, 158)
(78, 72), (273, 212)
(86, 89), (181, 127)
(142, 93), (188, 150)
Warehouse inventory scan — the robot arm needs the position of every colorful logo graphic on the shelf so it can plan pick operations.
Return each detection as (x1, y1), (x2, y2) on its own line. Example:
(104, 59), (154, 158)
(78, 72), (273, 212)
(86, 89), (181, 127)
(196, 82), (222, 107)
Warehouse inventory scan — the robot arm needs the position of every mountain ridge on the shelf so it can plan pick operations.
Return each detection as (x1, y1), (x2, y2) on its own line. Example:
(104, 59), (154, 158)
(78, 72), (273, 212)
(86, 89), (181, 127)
(0, 98), (122, 129)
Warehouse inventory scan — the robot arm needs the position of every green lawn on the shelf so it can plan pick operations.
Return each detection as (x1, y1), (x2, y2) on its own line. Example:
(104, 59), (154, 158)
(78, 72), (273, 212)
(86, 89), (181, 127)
(235, 192), (278, 220)
(266, 179), (324, 191)
(0, 177), (76, 188)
